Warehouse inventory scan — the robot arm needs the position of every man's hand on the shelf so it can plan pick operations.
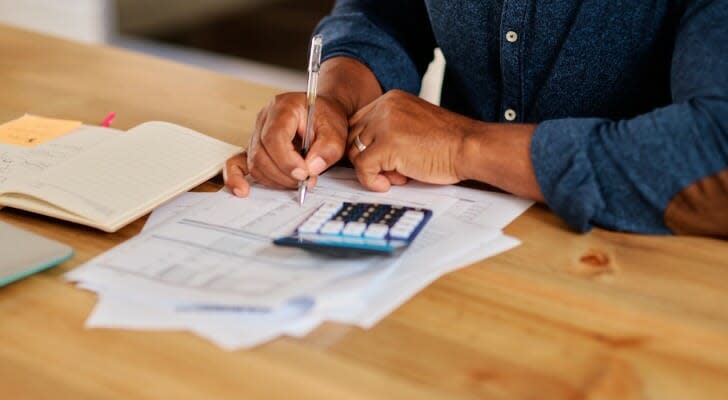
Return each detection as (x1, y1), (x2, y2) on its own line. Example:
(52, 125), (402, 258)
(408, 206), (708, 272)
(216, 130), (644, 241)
(347, 89), (545, 201)
(223, 56), (382, 197)
(347, 90), (473, 191)
(224, 92), (348, 197)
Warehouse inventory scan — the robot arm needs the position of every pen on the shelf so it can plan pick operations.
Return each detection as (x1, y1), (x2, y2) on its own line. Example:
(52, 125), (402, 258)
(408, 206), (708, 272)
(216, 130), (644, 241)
(298, 34), (323, 206)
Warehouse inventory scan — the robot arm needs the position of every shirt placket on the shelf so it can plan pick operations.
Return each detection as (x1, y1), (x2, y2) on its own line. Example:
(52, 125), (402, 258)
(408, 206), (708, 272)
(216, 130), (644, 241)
(499, 0), (527, 123)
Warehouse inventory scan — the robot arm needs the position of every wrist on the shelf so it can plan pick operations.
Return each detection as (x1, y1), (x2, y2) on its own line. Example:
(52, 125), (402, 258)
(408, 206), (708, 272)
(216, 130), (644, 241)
(456, 122), (543, 201)
(319, 57), (382, 117)
(456, 121), (497, 182)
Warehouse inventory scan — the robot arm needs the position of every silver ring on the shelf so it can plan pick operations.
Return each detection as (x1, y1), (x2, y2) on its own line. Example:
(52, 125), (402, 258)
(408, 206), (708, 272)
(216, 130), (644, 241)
(354, 135), (367, 152)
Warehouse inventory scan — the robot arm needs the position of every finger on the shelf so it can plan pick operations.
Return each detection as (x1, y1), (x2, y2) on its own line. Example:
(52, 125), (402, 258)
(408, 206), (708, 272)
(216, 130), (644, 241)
(351, 141), (391, 192)
(258, 98), (308, 180)
(347, 105), (377, 163)
(247, 112), (265, 164)
(248, 143), (299, 189)
(383, 171), (408, 185)
(255, 107), (268, 131)
(347, 121), (375, 163)
(305, 117), (348, 178)
(224, 153), (251, 197)
(346, 106), (375, 151)
(248, 111), (292, 188)
(348, 99), (377, 128)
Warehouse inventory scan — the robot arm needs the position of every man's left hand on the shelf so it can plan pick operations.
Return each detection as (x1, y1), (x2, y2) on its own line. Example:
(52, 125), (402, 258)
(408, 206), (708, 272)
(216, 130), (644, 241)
(347, 90), (474, 191)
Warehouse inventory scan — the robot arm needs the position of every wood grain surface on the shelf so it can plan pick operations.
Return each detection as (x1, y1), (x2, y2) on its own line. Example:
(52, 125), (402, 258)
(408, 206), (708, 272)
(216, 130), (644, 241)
(1, 25), (727, 399)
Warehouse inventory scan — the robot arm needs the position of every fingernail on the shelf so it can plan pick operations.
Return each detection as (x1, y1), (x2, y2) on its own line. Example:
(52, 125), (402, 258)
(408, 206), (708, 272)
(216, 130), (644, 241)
(233, 188), (245, 197)
(308, 156), (327, 176)
(291, 167), (307, 180)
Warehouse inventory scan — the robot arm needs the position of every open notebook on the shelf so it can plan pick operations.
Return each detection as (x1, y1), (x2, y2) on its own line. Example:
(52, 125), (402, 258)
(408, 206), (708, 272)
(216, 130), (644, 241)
(0, 121), (241, 232)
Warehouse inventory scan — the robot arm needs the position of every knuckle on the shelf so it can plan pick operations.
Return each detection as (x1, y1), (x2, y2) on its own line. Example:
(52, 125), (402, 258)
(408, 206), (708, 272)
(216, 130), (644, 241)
(259, 128), (274, 146)
(273, 92), (302, 107)
(249, 168), (264, 183)
(324, 134), (345, 155)
(273, 93), (289, 104)
(246, 140), (257, 158)
(255, 109), (266, 125)
(247, 152), (261, 170)
(386, 89), (405, 100)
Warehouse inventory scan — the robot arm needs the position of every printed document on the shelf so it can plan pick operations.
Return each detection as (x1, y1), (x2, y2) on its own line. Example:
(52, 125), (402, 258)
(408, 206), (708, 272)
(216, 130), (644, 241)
(68, 167), (533, 349)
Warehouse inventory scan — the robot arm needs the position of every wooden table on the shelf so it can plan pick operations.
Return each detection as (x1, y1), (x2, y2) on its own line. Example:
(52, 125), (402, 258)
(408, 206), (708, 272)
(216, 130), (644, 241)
(1, 25), (727, 399)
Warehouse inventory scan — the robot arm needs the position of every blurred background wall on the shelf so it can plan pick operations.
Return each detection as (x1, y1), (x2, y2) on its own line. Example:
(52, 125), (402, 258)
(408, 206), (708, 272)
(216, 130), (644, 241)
(0, 0), (443, 101)
(0, 0), (114, 43)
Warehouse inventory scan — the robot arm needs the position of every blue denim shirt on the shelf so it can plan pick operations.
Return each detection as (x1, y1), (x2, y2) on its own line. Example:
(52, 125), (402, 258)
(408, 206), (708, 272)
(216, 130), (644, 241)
(314, 0), (728, 235)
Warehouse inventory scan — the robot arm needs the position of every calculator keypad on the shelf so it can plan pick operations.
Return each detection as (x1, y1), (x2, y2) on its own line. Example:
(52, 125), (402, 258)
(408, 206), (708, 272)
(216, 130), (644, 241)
(296, 202), (427, 240)
(276, 202), (433, 256)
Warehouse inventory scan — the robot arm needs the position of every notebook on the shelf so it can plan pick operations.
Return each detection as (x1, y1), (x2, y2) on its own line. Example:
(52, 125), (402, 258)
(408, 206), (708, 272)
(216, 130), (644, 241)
(0, 121), (241, 232)
(0, 221), (73, 286)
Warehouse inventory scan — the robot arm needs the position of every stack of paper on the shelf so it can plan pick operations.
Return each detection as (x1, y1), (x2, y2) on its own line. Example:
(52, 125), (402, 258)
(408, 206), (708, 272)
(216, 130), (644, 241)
(66, 168), (532, 350)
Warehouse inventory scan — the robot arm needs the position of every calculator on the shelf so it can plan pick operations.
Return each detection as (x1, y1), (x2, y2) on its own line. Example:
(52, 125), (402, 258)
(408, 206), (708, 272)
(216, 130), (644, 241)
(273, 202), (433, 256)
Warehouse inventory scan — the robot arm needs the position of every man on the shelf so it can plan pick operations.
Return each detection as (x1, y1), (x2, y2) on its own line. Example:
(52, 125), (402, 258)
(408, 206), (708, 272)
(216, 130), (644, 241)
(224, 1), (728, 237)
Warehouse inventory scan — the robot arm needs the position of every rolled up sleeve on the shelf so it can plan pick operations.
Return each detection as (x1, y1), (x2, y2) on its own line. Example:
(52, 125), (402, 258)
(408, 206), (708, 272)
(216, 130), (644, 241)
(314, 0), (437, 94)
(530, 0), (728, 235)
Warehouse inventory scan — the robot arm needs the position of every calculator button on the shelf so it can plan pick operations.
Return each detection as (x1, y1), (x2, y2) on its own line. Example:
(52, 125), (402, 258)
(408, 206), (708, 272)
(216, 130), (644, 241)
(393, 219), (418, 230)
(306, 214), (328, 224)
(297, 222), (321, 233)
(401, 210), (424, 222)
(364, 223), (389, 239)
(319, 203), (342, 213)
(390, 226), (413, 239)
(396, 218), (419, 228)
(342, 222), (367, 236)
(320, 220), (345, 235)
(312, 210), (334, 220)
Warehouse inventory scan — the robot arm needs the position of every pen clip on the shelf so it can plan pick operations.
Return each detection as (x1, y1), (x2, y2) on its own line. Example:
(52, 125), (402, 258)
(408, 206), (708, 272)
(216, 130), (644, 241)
(308, 35), (323, 74)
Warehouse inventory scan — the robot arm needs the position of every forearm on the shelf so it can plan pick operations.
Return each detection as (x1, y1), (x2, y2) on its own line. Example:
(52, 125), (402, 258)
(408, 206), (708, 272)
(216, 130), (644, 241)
(319, 56), (382, 117)
(459, 122), (545, 202)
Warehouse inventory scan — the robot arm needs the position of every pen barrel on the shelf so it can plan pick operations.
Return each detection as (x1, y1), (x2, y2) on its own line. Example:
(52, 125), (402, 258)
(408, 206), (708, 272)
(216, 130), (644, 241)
(303, 97), (316, 150)
(303, 35), (322, 152)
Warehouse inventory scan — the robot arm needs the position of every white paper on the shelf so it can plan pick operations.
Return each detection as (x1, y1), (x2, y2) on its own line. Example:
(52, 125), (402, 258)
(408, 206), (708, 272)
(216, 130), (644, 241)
(69, 167), (533, 349)
(141, 192), (214, 232)
(70, 184), (457, 308)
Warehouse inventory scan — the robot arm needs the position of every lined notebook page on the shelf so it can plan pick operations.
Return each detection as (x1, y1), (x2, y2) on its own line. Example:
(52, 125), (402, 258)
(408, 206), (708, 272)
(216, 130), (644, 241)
(0, 126), (118, 185)
(2, 122), (240, 231)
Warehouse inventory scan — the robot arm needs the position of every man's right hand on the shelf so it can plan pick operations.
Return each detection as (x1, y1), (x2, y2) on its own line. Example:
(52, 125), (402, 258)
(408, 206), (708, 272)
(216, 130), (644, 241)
(223, 56), (383, 197)
(224, 92), (349, 197)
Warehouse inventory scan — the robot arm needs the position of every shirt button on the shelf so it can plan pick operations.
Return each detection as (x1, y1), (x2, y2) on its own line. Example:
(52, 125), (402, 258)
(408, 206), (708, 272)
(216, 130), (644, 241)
(506, 31), (518, 43)
(504, 109), (517, 121)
